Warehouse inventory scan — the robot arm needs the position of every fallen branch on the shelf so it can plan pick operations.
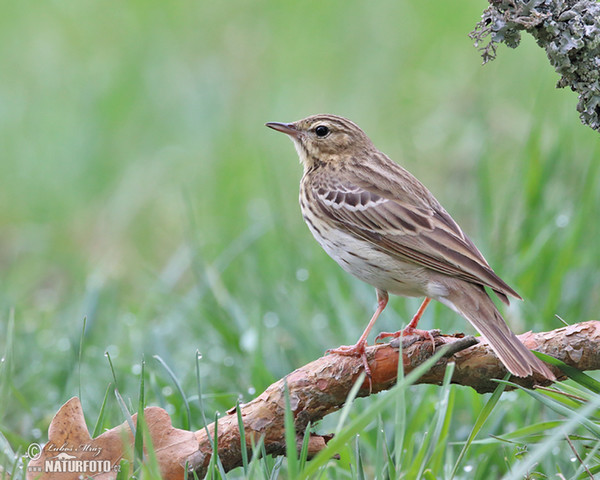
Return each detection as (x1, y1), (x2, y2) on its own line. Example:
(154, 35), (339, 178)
(27, 321), (600, 480)
(188, 321), (600, 476)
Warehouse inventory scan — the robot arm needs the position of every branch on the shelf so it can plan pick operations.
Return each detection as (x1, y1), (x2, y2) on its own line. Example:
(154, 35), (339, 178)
(470, 0), (600, 132)
(186, 321), (600, 477)
(27, 322), (600, 480)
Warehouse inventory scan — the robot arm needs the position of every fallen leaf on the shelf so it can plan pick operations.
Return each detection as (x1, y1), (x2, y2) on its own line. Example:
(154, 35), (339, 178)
(27, 397), (198, 480)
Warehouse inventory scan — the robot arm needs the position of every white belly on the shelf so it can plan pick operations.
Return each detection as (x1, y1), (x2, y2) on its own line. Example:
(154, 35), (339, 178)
(305, 219), (432, 298)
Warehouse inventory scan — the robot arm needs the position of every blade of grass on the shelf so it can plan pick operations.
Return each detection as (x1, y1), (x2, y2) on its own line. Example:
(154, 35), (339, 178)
(154, 354), (191, 430)
(298, 421), (311, 473)
(449, 374), (509, 479)
(532, 387), (583, 410)
(410, 363), (455, 479)
(236, 400), (249, 475)
(502, 381), (600, 439)
(383, 432), (396, 480)
(394, 338), (405, 475)
(206, 411), (220, 480)
(247, 433), (266, 479)
(105, 351), (136, 437)
(283, 379), (298, 478)
(194, 352), (227, 480)
(374, 416), (385, 478)
(533, 351), (600, 393)
(300, 348), (447, 479)
(504, 385), (600, 479)
(0, 309), (15, 419)
(105, 351), (119, 390)
(575, 433), (600, 479)
(195, 350), (212, 443)
(8, 445), (21, 480)
(536, 385), (588, 403)
(335, 372), (366, 435)
(466, 420), (564, 445)
(354, 435), (365, 480)
(427, 363), (457, 474)
(0, 432), (16, 475)
(555, 382), (594, 402)
(260, 437), (272, 479)
(114, 388), (136, 439)
(134, 358), (146, 468)
(92, 383), (112, 438)
(137, 414), (162, 479)
(115, 459), (130, 480)
(269, 457), (285, 480)
(77, 317), (86, 402)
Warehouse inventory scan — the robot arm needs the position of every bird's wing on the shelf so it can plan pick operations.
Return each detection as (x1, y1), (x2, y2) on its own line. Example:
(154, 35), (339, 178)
(308, 170), (520, 303)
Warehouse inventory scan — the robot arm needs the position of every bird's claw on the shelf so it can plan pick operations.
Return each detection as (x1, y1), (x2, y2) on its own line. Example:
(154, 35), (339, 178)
(375, 327), (437, 351)
(326, 342), (372, 388)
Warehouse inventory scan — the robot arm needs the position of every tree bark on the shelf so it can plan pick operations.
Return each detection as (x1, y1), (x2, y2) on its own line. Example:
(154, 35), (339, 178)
(186, 321), (600, 477)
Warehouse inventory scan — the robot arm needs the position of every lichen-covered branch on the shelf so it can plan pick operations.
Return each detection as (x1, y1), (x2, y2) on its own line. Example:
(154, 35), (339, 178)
(186, 321), (600, 478)
(470, 0), (600, 131)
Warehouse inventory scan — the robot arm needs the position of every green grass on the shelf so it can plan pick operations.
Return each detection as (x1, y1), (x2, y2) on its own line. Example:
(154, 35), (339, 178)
(1, 0), (600, 478)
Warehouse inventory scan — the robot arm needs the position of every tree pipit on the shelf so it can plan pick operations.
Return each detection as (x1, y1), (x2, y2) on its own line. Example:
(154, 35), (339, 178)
(266, 114), (554, 381)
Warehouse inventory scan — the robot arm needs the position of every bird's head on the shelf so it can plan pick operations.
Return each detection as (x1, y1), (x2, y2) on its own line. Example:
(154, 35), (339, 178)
(266, 114), (373, 169)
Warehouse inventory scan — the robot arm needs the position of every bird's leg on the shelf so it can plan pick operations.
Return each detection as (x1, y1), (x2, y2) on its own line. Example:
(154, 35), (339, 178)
(404, 297), (431, 331)
(326, 289), (389, 377)
(375, 297), (436, 349)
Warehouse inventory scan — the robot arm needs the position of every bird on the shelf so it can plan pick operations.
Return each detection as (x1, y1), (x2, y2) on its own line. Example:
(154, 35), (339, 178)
(265, 114), (555, 380)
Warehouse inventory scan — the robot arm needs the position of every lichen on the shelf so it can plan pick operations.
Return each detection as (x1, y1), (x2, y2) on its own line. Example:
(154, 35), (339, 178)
(470, 0), (600, 132)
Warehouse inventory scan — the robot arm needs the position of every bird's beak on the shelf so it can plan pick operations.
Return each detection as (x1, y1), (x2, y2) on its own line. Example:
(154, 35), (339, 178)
(265, 122), (299, 137)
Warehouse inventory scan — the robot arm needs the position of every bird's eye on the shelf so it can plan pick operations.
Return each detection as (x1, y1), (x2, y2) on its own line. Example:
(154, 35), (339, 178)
(315, 125), (330, 137)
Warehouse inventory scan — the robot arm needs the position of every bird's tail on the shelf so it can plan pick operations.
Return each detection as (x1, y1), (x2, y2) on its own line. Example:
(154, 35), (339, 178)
(439, 284), (555, 380)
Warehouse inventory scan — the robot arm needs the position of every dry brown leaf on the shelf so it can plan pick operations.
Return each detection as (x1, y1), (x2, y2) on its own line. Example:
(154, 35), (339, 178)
(27, 397), (197, 480)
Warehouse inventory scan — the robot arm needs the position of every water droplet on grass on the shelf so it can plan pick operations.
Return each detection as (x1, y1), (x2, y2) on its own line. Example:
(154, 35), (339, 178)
(556, 212), (570, 228)
(296, 268), (309, 282)
(263, 312), (279, 328)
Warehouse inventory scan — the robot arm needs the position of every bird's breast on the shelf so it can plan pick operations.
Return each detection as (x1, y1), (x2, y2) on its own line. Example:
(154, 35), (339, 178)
(300, 202), (429, 298)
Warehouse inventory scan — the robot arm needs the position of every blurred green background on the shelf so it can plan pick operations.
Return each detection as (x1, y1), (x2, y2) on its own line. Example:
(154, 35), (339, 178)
(1, 0), (599, 478)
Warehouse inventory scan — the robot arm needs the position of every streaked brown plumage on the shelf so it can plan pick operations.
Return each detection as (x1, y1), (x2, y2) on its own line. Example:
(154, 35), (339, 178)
(266, 114), (554, 380)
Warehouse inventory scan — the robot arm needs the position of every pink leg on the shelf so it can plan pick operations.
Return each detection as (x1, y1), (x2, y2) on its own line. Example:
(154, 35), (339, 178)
(326, 289), (389, 377)
(375, 297), (436, 349)
(406, 297), (431, 330)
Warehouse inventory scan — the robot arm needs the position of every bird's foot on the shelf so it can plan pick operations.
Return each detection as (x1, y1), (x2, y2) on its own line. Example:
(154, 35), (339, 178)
(375, 326), (437, 351)
(326, 341), (372, 379)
